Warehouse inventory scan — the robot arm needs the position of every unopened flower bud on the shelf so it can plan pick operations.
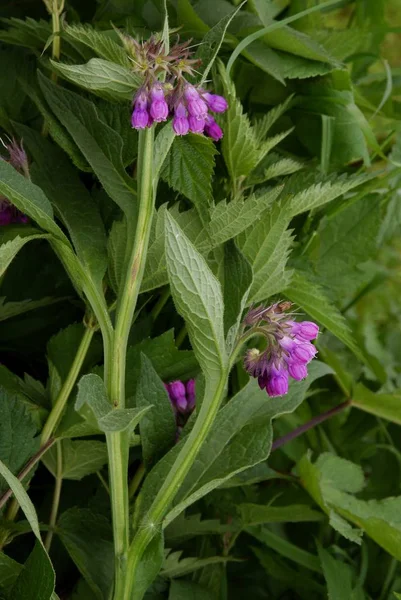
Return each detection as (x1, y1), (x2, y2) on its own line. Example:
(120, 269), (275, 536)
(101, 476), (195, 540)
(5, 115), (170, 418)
(173, 103), (189, 136)
(203, 93), (228, 113)
(204, 115), (223, 141)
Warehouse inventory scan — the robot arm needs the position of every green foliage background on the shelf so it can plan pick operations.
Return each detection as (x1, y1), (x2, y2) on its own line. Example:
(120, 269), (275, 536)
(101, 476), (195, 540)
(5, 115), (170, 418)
(0, 0), (401, 599)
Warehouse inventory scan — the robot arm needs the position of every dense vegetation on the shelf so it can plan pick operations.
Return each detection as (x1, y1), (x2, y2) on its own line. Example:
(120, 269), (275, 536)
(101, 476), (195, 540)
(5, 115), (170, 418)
(1, 0), (401, 598)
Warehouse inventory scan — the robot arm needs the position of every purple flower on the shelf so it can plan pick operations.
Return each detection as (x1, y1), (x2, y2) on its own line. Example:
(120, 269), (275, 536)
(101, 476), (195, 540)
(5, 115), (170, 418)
(131, 91), (150, 130)
(203, 93), (228, 113)
(165, 379), (196, 415)
(149, 84), (169, 122)
(184, 85), (208, 118)
(173, 103), (189, 136)
(243, 302), (319, 397)
(204, 115), (223, 141)
(188, 116), (205, 134)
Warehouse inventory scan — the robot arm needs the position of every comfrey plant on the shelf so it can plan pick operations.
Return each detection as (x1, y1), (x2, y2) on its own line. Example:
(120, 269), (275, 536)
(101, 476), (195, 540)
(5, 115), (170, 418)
(129, 36), (227, 138)
(1, 1), (401, 599)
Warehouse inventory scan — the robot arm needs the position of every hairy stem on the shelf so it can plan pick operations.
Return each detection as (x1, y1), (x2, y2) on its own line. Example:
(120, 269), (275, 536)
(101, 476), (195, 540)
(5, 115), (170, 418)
(44, 441), (63, 551)
(106, 127), (155, 599)
(41, 325), (94, 444)
(123, 372), (228, 600)
(271, 400), (351, 452)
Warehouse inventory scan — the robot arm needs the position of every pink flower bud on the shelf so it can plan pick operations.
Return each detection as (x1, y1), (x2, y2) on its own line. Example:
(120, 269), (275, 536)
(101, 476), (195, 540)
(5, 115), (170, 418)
(173, 103), (189, 135)
(204, 115), (223, 141)
(287, 361), (308, 381)
(131, 108), (149, 130)
(203, 93), (228, 113)
(188, 116), (205, 134)
(266, 365), (289, 397)
(149, 84), (169, 122)
(184, 85), (208, 118)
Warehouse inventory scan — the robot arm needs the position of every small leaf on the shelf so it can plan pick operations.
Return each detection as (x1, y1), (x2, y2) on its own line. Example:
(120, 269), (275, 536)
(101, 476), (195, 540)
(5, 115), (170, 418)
(136, 354), (176, 467)
(50, 58), (141, 102)
(317, 543), (354, 600)
(352, 383), (401, 426)
(239, 504), (323, 526)
(42, 439), (108, 481)
(165, 212), (227, 380)
(64, 24), (130, 67)
(168, 579), (212, 600)
(223, 241), (252, 344)
(162, 551), (231, 578)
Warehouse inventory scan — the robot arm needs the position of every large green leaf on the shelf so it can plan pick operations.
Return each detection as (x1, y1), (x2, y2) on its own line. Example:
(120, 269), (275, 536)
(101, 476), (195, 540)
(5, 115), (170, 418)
(0, 552), (22, 595)
(239, 504), (323, 526)
(138, 361), (331, 527)
(0, 387), (39, 495)
(168, 579), (212, 600)
(237, 203), (293, 303)
(64, 24), (130, 67)
(0, 459), (55, 599)
(223, 241), (252, 343)
(284, 271), (362, 360)
(15, 126), (108, 287)
(208, 188), (281, 248)
(136, 354), (177, 467)
(352, 384), (401, 425)
(58, 508), (113, 600)
(50, 58), (140, 102)
(39, 73), (136, 227)
(164, 212), (227, 380)
(161, 135), (217, 223)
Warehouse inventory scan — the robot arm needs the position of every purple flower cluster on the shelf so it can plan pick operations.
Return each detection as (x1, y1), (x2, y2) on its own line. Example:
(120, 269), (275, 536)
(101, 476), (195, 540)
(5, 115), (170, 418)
(131, 82), (227, 140)
(164, 379), (196, 415)
(243, 303), (319, 397)
(0, 139), (29, 226)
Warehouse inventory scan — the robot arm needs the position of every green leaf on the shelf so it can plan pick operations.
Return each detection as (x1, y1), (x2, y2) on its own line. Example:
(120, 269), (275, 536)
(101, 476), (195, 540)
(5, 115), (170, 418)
(352, 384), (401, 426)
(168, 580), (212, 600)
(0, 160), (67, 242)
(237, 203), (293, 303)
(285, 271), (362, 360)
(161, 134), (217, 223)
(208, 188), (281, 248)
(58, 508), (113, 600)
(50, 58), (141, 102)
(136, 354), (177, 467)
(248, 526), (322, 573)
(15, 125), (108, 287)
(310, 195), (381, 305)
(39, 73), (136, 226)
(125, 330), (198, 401)
(0, 387), (39, 495)
(0, 553), (22, 595)
(239, 504), (323, 525)
(221, 67), (261, 181)
(42, 439), (108, 480)
(247, 153), (304, 185)
(223, 241), (252, 342)
(196, 3), (245, 85)
(317, 543), (354, 600)
(0, 234), (48, 277)
(131, 532), (164, 600)
(161, 550), (231, 578)
(165, 513), (232, 543)
(253, 95), (294, 143)
(107, 218), (127, 293)
(76, 374), (149, 433)
(161, 362), (331, 526)
(287, 174), (369, 217)
(0, 295), (69, 323)
(0, 459), (55, 598)
(64, 24), (130, 67)
(153, 124), (176, 185)
(9, 541), (55, 600)
(165, 213), (227, 380)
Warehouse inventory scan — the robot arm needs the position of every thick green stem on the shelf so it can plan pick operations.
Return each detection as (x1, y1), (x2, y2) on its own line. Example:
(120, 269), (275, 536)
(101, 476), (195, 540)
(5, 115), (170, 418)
(41, 326), (94, 445)
(44, 441), (63, 551)
(123, 371), (228, 599)
(106, 127), (155, 598)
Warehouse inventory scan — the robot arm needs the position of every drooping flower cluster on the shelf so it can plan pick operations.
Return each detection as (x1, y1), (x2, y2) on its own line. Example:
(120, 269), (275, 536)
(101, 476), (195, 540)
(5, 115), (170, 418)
(0, 139), (29, 225)
(125, 35), (228, 139)
(164, 379), (196, 415)
(243, 302), (319, 398)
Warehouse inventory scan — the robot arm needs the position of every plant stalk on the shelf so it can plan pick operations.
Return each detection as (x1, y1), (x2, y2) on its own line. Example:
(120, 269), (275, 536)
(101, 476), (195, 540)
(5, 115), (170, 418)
(41, 325), (94, 444)
(44, 441), (63, 551)
(105, 127), (155, 599)
(123, 371), (228, 600)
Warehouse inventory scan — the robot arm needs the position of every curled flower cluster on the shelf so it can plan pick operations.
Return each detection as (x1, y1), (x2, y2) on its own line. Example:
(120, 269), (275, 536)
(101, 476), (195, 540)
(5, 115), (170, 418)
(0, 139), (29, 225)
(126, 35), (227, 139)
(164, 379), (196, 415)
(243, 302), (319, 397)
